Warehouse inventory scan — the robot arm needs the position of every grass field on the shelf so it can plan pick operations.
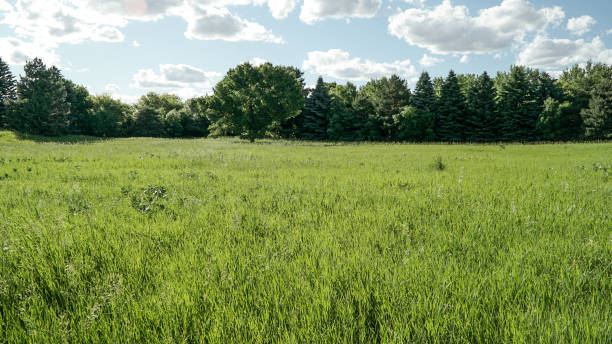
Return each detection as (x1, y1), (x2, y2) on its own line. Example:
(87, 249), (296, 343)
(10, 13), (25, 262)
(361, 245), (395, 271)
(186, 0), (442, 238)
(0, 130), (610, 343)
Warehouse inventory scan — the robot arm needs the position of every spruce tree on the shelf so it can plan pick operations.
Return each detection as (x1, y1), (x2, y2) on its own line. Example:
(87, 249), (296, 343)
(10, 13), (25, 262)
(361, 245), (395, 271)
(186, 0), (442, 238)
(497, 66), (539, 141)
(0, 58), (16, 128)
(466, 72), (498, 141)
(301, 76), (331, 140)
(436, 70), (466, 142)
(412, 72), (436, 113)
(9, 58), (70, 136)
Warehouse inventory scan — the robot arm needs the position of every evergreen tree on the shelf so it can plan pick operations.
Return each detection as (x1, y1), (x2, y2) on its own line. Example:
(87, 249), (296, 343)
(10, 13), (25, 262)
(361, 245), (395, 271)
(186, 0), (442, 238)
(301, 76), (331, 140)
(9, 58), (70, 136)
(0, 58), (16, 128)
(497, 66), (538, 141)
(581, 78), (612, 139)
(466, 72), (498, 141)
(436, 70), (466, 141)
(413, 72), (436, 113)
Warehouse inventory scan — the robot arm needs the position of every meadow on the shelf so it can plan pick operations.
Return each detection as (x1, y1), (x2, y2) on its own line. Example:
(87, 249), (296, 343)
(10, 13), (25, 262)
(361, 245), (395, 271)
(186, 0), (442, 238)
(0, 130), (610, 343)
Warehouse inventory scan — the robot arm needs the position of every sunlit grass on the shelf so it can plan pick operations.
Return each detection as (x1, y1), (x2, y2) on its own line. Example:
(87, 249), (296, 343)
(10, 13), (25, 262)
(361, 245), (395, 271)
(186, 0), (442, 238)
(0, 131), (610, 343)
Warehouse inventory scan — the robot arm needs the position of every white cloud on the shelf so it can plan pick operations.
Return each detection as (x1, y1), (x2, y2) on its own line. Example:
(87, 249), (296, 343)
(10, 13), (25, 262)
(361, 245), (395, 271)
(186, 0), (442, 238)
(388, 0), (564, 55)
(181, 6), (284, 43)
(419, 54), (443, 67)
(250, 57), (268, 66)
(132, 63), (222, 98)
(264, 0), (298, 19)
(608, 29), (612, 35)
(132, 40), (140, 47)
(300, 0), (382, 24)
(567, 15), (596, 36)
(517, 35), (612, 69)
(404, 0), (427, 7)
(302, 49), (417, 81)
(459, 55), (469, 64)
(105, 83), (120, 92)
(109, 93), (140, 104)
(0, 37), (60, 65)
(0, 0), (285, 67)
(92, 26), (125, 43)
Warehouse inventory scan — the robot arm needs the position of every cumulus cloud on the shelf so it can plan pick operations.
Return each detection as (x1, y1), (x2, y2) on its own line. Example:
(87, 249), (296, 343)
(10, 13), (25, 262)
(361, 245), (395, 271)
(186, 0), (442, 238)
(567, 15), (596, 36)
(517, 35), (612, 69)
(302, 49), (417, 81)
(300, 0), (382, 24)
(419, 54), (443, 67)
(182, 6), (283, 43)
(388, 0), (564, 55)
(0, 0), (286, 67)
(0, 37), (59, 65)
(264, 0), (299, 19)
(132, 63), (222, 98)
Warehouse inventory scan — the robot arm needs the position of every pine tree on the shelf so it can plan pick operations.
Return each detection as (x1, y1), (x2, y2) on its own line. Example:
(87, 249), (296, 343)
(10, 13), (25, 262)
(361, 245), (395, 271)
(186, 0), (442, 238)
(436, 70), (466, 141)
(301, 76), (331, 140)
(582, 78), (612, 139)
(466, 72), (498, 141)
(497, 66), (539, 141)
(0, 57), (16, 128)
(9, 58), (70, 136)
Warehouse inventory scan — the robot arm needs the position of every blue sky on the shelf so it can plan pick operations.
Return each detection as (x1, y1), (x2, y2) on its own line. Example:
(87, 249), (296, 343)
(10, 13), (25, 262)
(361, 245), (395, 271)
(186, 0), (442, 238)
(0, 0), (611, 102)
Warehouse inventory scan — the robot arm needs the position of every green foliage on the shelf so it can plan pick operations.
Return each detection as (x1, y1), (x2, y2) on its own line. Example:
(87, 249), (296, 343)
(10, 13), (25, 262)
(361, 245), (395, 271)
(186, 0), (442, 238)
(436, 70), (466, 141)
(0, 57), (16, 128)
(133, 106), (165, 137)
(582, 78), (612, 139)
(497, 66), (539, 141)
(90, 95), (133, 137)
(466, 72), (498, 142)
(537, 98), (582, 141)
(210, 62), (304, 142)
(412, 72), (436, 113)
(0, 134), (610, 343)
(135, 92), (183, 116)
(302, 76), (331, 140)
(8, 58), (70, 136)
(394, 106), (436, 142)
(64, 80), (93, 134)
(2, 57), (610, 143)
(360, 75), (411, 140)
(130, 185), (169, 215)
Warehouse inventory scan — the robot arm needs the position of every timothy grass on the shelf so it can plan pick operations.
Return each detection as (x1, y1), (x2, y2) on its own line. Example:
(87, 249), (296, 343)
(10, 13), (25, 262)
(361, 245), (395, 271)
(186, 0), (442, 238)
(0, 130), (610, 343)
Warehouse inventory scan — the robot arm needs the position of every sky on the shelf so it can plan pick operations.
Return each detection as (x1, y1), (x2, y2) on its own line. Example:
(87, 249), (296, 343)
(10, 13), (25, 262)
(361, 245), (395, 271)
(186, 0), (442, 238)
(0, 0), (611, 103)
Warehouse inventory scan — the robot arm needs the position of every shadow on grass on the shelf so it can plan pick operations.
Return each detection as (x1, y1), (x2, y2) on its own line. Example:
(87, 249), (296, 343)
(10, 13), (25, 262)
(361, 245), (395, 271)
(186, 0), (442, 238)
(13, 131), (111, 144)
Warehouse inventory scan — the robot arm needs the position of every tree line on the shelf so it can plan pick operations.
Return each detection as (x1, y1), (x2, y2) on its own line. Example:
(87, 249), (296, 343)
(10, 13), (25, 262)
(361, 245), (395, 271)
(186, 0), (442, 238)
(0, 57), (610, 142)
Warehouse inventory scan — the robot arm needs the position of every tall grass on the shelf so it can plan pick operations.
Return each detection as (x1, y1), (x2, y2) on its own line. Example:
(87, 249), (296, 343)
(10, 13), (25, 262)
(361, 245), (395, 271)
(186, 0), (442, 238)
(0, 131), (610, 343)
